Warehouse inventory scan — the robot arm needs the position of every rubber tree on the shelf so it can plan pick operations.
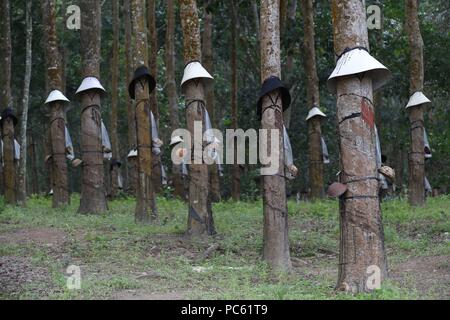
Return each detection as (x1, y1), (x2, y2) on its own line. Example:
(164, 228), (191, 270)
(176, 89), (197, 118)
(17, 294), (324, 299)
(202, 0), (221, 202)
(165, 0), (184, 199)
(148, 0), (162, 193)
(260, 0), (291, 270)
(406, 0), (426, 207)
(0, 0), (14, 203)
(42, 0), (70, 208)
(230, 0), (240, 201)
(110, 0), (120, 199)
(180, 0), (215, 236)
(77, 0), (107, 214)
(331, 0), (388, 293)
(124, 0), (137, 195)
(131, 0), (157, 223)
(301, 0), (325, 199)
(17, 0), (33, 205)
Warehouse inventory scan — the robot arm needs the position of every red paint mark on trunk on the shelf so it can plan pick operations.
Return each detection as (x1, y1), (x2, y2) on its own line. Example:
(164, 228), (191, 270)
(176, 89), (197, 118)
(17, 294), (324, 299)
(361, 98), (374, 129)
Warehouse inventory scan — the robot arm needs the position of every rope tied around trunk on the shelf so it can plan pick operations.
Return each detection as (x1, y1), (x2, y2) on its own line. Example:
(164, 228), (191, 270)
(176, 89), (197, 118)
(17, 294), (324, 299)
(343, 195), (379, 200)
(261, 92), (283, 118)
(81, 103), (101, 115)
(49, 116), (66, 126)
(338, 112), (361, 125)
(335, 46), (369, 61)
(185, 98), (206, 110)
(410, 119), (425, 131)
(189, 205), (205, 224)
(343, 176), (379, 184)
(338, 93), (374, 106)
(408, 151), (425, 166)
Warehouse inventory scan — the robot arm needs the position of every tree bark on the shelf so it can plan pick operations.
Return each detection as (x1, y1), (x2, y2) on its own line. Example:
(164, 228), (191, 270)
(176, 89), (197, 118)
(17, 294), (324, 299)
(301, 0), (325, 199)
(0, 0), (12, 109)
(42, 0), (70, 208)
(17, 0), (32, 205)
(148, 0), (162, 193)
(282, 0), (297, 129)
(260, 0), (291, 271)
(280, 0), (289, 33)
(110, 0), (120, 199)
(131, 0), (157, 223)
(180, 0), (215, 236)
(28, 133), (38, 194)
(230, 0), (240, 201)
(202, 1), (221, 202)
(78, 0), (107, 214)
(331, 0), (387, 293)
(0, 0), (14, 203)
(252, 1), (260, 37)
(124, 0), (138, 195)
(166, 0), (184, 199)
(406, 0), (426, 207)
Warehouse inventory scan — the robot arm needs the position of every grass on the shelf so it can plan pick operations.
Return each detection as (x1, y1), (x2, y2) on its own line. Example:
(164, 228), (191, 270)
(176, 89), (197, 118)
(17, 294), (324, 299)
(0, 194), (449, 300)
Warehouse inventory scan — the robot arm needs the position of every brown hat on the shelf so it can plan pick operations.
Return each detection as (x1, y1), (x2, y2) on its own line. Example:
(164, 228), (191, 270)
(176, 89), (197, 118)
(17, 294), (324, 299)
(327, 182), (347, 197)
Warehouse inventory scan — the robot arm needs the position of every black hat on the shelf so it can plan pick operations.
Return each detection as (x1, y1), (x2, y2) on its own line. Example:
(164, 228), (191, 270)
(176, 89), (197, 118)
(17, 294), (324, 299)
(257, 76), (291, 120)
(110, 158), (122, 170)
(1, 107), (18, 127)
(128, 66), (156, 100)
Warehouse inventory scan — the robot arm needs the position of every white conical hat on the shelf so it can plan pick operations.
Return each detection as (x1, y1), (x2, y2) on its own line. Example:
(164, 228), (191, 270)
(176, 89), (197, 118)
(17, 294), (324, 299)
(170, 135), (183, 146)
(306, 107), (327, 121)
(45, 90), (70, 104)
(405, 91), (431, 109)
(327, 48), (391, 93)
(181, 61), (213, 88)
(127, 149), (137, 158)
(76, 76), (106, 95)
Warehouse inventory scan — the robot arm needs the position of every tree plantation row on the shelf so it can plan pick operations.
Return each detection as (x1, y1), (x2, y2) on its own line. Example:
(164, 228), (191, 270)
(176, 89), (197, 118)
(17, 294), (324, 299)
(0, 0), (448, 294)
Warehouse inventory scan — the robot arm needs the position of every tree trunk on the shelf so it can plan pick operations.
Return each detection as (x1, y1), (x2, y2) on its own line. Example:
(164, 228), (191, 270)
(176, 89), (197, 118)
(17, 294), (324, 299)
(131, 0), (157, 223)
(148, 0), (162, 193)
(260, 0), (291, 270)
(282, 0), (297, 129)
(280, 0), (288, 33)
(406, 0), (425, 207)
(331, 0), (387, 293)
(78, 0), (107, 214)
(301, 0), (324, 199)
(230, 0), (240, 201)
(252, 1), (260, 37)
(0, 0), (12, 110)
(202, 1), (221, 202)
(0, 0), (15, 204)
(42, 0), (70, 208)
(124, 0), (138, 195)
(17, 0), (32, 205)
(165, 0), (184, 199)
(180, 0), (215, 236)
(28, 133), (38, 194)
(110, 0), (120, 199)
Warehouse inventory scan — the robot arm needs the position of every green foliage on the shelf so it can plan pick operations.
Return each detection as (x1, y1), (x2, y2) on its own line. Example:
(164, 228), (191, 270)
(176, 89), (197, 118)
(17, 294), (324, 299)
(5, 0), (449, 198)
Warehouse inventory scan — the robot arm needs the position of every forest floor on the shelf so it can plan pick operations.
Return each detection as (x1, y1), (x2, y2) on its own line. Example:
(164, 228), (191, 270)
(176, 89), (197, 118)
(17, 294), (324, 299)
(0, 194), (449, 300)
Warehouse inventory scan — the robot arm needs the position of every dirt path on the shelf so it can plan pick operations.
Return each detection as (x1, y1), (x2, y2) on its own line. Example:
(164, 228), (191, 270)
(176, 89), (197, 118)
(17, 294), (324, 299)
(389, 255), (450, 299)
(0, 227), (448, 299)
